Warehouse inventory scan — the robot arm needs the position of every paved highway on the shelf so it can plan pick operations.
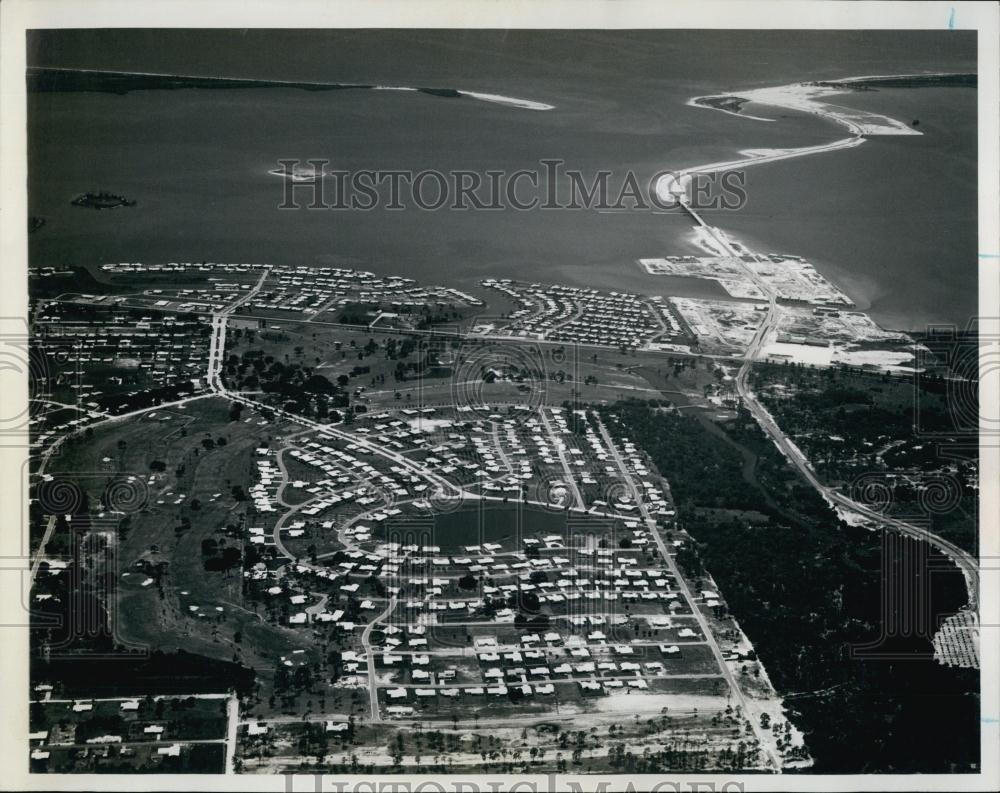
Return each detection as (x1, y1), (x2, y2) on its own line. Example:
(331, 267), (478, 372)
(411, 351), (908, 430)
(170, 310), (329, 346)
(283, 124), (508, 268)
(677, 196), (979, 611)
(594, 415), (782, 771)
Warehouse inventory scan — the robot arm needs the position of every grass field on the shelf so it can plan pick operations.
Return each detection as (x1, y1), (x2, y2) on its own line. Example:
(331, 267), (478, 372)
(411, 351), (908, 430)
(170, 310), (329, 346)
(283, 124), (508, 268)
(41, 396), (318, 705)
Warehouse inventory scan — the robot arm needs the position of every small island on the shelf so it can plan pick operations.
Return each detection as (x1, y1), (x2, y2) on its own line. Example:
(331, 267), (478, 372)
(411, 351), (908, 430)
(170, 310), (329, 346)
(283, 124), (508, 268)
(693, 94), (751, 113)
(71, 191), (136, 209)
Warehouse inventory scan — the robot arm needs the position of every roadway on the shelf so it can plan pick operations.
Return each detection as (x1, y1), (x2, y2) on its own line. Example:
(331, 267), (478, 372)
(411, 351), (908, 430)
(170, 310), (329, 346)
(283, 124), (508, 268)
(538, 407), (586, 511)
(361, 595), (398, 723)
(206, 266), (271, 392)
(594, 415), (782, 771)
(32, 199), (979, 748)
(679, 196), (978, 611)
(224, 692), (240, 774)
(661, 136), (865, 205)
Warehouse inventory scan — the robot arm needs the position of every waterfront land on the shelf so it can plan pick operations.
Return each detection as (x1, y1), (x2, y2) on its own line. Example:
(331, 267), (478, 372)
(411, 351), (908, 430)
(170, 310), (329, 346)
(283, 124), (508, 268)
(25, 35), (980, 776)
(28, 254), (979, 774)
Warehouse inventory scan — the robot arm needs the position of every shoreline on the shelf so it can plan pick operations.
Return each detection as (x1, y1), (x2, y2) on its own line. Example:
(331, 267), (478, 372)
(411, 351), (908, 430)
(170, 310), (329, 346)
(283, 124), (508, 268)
(27, 66), (555, 111)
(686, 72), (976, 136)
(660, 73), (972, 334)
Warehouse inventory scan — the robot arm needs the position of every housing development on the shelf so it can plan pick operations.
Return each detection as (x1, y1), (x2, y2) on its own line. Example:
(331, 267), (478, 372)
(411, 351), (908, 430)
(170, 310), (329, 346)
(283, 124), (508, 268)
(27, 248), (976, 774)
(16, 20), (988, 789)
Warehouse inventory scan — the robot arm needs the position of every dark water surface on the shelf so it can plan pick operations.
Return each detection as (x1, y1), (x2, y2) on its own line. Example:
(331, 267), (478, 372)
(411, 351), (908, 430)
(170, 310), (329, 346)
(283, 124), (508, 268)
(27, 30), (977, 330)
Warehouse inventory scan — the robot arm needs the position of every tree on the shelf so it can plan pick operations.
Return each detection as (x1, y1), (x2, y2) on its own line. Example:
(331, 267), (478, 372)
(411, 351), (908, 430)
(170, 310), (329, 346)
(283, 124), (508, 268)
(304, 374), (335, 394)
(458, 573), (478, 591)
